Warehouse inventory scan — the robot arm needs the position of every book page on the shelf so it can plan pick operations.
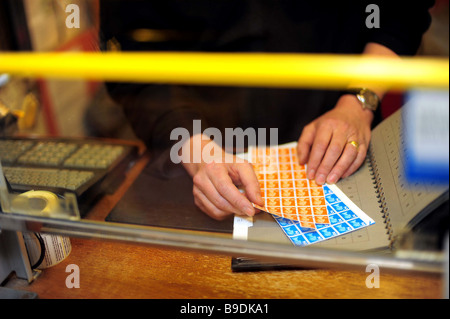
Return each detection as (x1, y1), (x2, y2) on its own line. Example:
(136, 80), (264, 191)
(368, 108), (448, 236)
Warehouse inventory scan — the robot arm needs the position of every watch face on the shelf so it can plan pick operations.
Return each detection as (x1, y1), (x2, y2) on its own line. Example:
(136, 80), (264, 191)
(366, 92), (377, 105)
(348, 88), (379, 111)
(361, 89), (379, 111)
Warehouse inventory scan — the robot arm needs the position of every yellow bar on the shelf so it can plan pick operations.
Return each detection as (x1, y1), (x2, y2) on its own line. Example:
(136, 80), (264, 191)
(0, 52), (448, 89)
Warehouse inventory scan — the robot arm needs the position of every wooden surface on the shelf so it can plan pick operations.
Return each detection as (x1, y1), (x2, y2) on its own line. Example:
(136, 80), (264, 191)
(3, 147), (445, 299)
(6, 237), (443, 299)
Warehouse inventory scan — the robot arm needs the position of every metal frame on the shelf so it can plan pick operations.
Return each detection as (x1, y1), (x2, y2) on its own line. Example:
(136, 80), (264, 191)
(0, 229), (36, 284)
(0, 212), (444, 275)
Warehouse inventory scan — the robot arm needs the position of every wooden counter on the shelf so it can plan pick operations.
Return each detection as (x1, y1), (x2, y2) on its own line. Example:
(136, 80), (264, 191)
(3, 146), (444, 299)
(6, 237), (443, 299)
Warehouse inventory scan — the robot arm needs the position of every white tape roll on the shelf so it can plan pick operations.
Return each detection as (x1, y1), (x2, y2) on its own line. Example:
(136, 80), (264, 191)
(23, 233), (72, 269)
(13, 191), (71, 269)
(11, 190), (60, 216)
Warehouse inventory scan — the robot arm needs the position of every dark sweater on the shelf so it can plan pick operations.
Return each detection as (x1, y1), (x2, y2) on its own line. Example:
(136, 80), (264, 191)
(99, 0), (433, 152)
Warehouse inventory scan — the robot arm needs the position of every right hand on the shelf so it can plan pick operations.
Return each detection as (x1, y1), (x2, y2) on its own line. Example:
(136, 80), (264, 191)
(181, 135), (264, 220)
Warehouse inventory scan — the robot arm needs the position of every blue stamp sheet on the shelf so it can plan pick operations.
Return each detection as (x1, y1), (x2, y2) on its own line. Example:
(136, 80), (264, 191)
(274, 185), (375, 246)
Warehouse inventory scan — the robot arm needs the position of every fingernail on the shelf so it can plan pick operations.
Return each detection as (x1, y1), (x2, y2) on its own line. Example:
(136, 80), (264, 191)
(327, 173), (338, 184)
(307, 169), (315, 180)
(257, 193), (264, 204)
(316, 174), (326, 185)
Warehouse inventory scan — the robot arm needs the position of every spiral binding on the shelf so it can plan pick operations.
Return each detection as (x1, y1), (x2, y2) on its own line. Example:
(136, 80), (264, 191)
(367, 143), (394, 245)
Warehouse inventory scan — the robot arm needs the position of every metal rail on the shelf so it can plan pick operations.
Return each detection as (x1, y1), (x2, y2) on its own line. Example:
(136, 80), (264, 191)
(0, 52), (447, 89)
(0, 212), (444, 275)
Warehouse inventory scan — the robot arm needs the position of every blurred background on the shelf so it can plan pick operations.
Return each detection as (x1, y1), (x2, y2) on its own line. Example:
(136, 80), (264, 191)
(0, 0), (137, 140)
(0, 0), (448, 142)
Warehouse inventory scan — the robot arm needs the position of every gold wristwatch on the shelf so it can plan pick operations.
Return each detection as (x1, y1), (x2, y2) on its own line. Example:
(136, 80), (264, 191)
(345, 88), (380, 112)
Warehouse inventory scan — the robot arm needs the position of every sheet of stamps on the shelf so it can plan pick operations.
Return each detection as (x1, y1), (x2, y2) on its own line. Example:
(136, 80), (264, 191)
(249, 143), (375, 246)
(249, 143), (329, 229)
(273, 184), (375, 246)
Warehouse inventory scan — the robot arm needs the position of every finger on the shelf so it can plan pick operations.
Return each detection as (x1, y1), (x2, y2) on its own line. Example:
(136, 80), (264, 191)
(297, 124), (316, 165)
(342, 143), (368, 178)
(205, 162), (256, 216)
(326, 141), (360, 184)
(306, 126), (333, 180)
(229, 163), (264, 206)
(314, 130), (348, 185)
(193, 170), (239, 215)
(193, 185), (233, 220)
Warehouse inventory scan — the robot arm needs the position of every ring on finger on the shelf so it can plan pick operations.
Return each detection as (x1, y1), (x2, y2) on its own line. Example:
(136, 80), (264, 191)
(348, 140), (359, 151)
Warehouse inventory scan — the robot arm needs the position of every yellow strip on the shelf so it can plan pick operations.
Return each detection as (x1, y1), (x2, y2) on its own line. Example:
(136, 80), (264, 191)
(0, 52), (448, 89)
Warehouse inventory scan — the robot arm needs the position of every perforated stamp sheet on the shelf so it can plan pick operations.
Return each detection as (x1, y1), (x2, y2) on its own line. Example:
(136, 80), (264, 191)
(249, 143), (375, 246)
(249, 143), (329, 229)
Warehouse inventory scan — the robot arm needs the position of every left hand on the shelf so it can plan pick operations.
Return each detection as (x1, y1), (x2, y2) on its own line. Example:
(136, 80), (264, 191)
(180, 134), (264, 220)
(297, 94), (374, 185)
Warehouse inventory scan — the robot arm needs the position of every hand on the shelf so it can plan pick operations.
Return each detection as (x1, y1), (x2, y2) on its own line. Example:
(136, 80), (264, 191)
(181, 135), (264, 220)
(297, 42), (397, 184)
(297, 95), (373, 185)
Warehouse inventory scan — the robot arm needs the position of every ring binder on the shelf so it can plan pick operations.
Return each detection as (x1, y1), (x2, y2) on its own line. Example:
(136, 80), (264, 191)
(239, 106), (448, 253)
(367, 143), (394, 245)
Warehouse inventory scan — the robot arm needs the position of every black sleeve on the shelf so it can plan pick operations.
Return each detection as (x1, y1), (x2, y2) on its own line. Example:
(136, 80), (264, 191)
(99, 0), (435, 152)
(365, 0), (434, 56)
(106, 83), (208, 151)
(99, 0), (208, 151)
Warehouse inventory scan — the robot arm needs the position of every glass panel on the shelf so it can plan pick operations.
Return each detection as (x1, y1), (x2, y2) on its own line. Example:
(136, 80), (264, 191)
(0, 0), (448, 276)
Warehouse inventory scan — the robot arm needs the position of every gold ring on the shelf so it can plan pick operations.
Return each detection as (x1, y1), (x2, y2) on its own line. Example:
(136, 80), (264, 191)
(348, 140), (359, 150)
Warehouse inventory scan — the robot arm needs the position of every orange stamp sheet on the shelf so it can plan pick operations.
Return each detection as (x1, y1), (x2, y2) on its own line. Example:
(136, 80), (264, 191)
(250, 143), (330, 229)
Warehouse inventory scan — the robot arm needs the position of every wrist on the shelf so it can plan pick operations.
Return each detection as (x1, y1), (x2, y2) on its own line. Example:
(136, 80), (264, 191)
(335, 94), (374, 126)
(343, 87), (381, 111)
